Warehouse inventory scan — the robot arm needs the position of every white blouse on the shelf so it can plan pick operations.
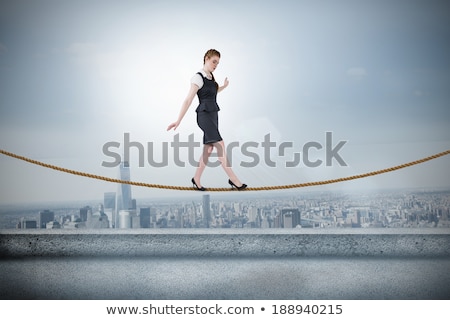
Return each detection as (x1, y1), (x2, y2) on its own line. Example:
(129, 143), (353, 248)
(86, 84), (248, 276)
(190, 70), (213, 89)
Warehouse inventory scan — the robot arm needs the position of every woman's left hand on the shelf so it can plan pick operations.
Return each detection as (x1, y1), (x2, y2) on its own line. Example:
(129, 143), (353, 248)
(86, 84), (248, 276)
(218, 77), (229, 92)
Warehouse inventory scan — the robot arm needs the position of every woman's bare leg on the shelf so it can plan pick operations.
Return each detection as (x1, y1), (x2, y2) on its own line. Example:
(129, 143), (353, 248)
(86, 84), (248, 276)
(213, 140), (243, 186)
(193, 144), (213, 187)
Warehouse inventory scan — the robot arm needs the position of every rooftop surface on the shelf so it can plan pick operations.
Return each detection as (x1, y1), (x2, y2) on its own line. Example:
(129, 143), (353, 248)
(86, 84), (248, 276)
(1, 229), (449, 299)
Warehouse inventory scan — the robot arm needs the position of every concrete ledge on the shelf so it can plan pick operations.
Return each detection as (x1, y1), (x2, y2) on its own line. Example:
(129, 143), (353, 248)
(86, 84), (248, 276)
(1, 229), (449, 258)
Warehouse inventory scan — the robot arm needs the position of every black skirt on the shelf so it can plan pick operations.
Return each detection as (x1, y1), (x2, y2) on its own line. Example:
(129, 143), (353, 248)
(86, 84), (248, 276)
(196, 110), (223, 144)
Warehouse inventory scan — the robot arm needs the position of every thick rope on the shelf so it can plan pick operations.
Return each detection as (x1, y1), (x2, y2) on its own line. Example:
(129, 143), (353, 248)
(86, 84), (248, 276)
(0, 148), (449, 191)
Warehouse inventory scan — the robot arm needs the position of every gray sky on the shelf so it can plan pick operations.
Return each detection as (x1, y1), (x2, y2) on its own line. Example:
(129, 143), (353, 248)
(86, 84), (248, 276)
(1, 0), (449, 204)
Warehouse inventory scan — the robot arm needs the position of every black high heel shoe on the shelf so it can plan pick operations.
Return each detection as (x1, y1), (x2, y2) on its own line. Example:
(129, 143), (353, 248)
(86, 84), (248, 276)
(191, 178), (206, 191)
(228, 179), (247, 190)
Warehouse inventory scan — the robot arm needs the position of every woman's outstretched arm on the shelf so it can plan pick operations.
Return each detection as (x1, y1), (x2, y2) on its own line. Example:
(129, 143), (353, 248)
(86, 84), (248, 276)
(167, 83), (199, 131)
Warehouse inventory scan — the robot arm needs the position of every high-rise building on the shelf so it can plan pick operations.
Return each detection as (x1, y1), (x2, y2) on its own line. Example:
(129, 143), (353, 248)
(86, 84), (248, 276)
(261, 214), (271, 228)
(119, 210), (131, 229)
(39, 210), (54, 229)
(203, 194), (211, 228)
(104, 192), (116, 228)
(103, 208), (114, 228)
(273, 211), (283, 228)
(248, 206), (258, 223)
(284, 213), (293, 228)
(140, 207), (151, 228)
(19, 218), (37, 229)
(79, 206), (90, 222)
(131, 212), (140, 228)
(116, 161), (132, 227)
(176, 208), (184, 228)
(281, 208), (301, 228)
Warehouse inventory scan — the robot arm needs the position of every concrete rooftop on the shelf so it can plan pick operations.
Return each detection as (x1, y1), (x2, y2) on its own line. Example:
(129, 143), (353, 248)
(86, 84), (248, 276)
(1, 229), (449, 299)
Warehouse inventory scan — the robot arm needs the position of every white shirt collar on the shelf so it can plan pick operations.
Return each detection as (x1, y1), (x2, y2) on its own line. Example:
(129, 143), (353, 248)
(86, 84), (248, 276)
(199, 69), (212, 80)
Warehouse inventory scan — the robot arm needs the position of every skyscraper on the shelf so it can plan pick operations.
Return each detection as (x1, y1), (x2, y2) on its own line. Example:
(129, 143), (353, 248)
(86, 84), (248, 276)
(248, 206), (258, 223)
(281, 208), (301, 228)
(39, 210), (54, 229)
(203, 194), (211, 228)
(104, 192), (116, 228)
(20, 218), (37, 229)
(140, 207), (151, 228)
(79, 206), (90, 222)
(119, 210), (132, 228)
(116, 161), (132, 227)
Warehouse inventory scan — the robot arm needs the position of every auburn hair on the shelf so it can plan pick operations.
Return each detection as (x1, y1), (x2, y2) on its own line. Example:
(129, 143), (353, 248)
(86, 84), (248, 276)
(203, 49), (221, 64)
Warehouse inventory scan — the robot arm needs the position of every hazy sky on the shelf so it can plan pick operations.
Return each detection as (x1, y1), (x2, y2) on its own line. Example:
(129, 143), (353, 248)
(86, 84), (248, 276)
(1, 0), (449, 204)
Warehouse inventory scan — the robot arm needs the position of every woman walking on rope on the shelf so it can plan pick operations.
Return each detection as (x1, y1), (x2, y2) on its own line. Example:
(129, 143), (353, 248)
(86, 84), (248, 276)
(167, 49), (247, 191)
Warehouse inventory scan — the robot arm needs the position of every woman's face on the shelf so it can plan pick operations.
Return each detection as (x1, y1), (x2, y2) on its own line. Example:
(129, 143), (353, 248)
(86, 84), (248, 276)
(204, 55), (220, 73)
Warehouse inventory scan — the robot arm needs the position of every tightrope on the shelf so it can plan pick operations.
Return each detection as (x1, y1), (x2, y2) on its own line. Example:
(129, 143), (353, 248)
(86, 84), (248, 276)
(1, 148), (449, 191)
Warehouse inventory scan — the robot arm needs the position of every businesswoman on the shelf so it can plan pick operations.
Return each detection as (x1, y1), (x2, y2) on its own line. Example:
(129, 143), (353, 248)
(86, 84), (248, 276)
(167, 49), (247, 191)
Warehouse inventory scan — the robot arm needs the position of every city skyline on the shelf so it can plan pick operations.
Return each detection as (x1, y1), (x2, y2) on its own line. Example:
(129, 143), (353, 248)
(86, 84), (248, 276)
(3, 186), (449, 230)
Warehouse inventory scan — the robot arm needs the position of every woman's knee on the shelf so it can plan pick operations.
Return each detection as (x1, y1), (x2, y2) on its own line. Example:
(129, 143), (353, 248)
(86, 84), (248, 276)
(204, 144), (214, 154)
(214, 141), (226, 156)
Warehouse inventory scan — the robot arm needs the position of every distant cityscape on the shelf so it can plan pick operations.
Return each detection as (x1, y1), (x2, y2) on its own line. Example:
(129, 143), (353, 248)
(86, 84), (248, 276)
(2, 189), (450, 230)
(1, 161), (449, 230)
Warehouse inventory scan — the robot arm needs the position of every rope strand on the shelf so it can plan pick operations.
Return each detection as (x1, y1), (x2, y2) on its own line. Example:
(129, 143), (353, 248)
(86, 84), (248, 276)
(1, 148), (449, 191)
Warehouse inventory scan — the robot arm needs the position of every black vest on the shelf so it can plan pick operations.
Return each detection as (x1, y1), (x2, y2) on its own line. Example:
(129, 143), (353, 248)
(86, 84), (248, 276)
(195, 72), (220, 112)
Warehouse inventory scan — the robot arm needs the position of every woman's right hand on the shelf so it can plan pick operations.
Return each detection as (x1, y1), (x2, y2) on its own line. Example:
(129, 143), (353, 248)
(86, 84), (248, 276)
(167, 121), (179, 131)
